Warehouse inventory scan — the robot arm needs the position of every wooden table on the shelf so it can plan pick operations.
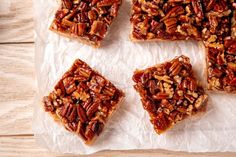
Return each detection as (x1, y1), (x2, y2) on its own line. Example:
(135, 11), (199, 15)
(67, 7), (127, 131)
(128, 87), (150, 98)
(0, 0), (235, 156)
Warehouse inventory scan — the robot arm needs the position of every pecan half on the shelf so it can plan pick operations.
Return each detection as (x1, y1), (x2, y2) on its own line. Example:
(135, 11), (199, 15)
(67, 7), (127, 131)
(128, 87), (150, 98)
(77, 104), (88, 123)
(43, 96), (54, 112)
(63, 77), (76, 94)
(90, 21), (107, 38)
(62, 0), (73, 10)
(191, 0), (204, 19)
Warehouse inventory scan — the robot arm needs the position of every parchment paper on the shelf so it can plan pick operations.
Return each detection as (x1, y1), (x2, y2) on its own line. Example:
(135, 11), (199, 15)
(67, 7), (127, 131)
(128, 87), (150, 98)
(32, 0), (236, 154)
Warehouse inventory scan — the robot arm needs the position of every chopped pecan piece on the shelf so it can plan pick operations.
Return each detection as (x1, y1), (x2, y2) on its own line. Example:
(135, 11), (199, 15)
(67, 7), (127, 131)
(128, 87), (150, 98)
(71, 23), (87, 36)
(191, 0), (204, 19)
(42, 59), (124, 144)
(133, 55), (208, 134)
(62, 0), (73, 10)
(90, 21), (107, 38)
(50, 0), (122, 47)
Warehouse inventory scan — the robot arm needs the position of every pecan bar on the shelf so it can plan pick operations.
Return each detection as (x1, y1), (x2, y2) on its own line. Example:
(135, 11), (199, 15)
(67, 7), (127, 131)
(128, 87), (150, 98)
(132, 55), (208, 134)
(202, 0), (236, 92)
(50, 0), (122, 47)
(42, 59), (124, 144)
(130, 0), (204, 41)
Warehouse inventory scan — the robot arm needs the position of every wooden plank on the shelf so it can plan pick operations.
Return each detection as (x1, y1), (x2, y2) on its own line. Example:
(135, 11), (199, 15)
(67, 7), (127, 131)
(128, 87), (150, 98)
(0, 44), (35, 135)
(0, 136), (59, 157)
(0, 0), (33, 43)
(1, 136), (236, 157)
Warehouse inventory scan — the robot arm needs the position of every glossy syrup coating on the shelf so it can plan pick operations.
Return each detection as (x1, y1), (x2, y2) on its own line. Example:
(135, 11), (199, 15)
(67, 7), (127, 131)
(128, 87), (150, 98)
(203, 0), (236, 92)
(43, 59), (124, 144)
(50, 0), (122, 47)
(133, 56), (208, 134)
(130, 0), (204, 40)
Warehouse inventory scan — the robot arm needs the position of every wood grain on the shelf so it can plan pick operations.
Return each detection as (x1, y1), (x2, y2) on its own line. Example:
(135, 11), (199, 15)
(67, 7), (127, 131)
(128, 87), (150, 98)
(0, 136), (58, 157)
(0, 0), (34, 43)
(1, 136), (236, 157)
(0, 44), (35, 135)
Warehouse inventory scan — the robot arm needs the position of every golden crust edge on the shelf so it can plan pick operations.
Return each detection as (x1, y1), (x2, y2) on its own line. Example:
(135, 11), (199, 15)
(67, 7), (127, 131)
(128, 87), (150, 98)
(153, 94), (208, 135)
(40, 91), (125, 145)
(49, 24), (100, 48)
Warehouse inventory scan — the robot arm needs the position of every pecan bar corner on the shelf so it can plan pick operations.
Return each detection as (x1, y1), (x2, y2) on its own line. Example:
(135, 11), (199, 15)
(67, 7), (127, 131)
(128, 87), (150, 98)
(132, 55), (207, 134)
(50, 0), (122, 47)
(42, 59), (124, 144)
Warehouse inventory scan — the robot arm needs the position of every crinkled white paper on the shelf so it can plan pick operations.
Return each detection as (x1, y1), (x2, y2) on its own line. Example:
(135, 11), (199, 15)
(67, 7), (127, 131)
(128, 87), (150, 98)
(32, 0), (236, 154)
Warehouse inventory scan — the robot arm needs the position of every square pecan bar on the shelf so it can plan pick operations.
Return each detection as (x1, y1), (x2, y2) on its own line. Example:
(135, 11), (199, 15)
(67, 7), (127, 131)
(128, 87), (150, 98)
(43, 59), (124, 144)
(132, 56), (208, 134)
(130, 0), (204, 41)
(202, 0), (236, 92)
(50, 0), (122, 47)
